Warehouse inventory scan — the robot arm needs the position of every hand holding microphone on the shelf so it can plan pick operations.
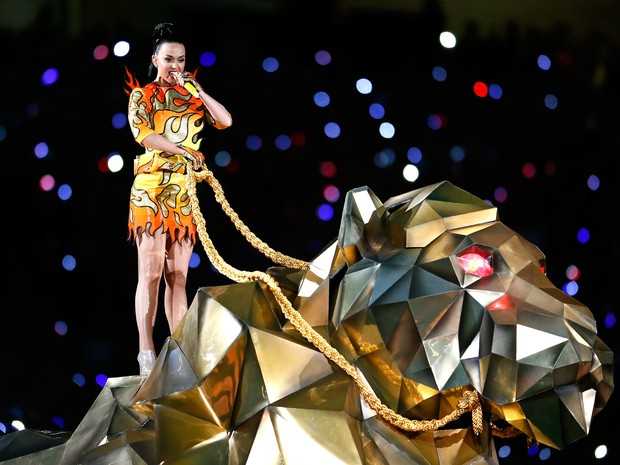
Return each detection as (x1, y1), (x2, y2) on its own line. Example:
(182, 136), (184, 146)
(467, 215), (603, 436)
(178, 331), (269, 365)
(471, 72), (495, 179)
(175, 71), (202, 97)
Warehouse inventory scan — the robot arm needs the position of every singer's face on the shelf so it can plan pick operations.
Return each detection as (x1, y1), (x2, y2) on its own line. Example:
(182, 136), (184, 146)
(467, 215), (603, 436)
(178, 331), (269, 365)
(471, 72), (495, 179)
(153, 42), (186, 85)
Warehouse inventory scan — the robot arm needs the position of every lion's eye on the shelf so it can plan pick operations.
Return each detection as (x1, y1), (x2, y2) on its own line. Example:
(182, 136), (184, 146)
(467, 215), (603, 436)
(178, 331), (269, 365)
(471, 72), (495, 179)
(539, 259), (547, 275)
(457, 246), (493, 278)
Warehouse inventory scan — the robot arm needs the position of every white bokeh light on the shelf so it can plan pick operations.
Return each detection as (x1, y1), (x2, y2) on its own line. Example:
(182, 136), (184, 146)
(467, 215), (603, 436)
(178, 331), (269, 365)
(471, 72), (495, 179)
(379, 122), (395, 139)
(108, 153), (124, 173)
(403, 164), (420, 182)
(356, 78), (373, 94)
(113, 40), (130, 57)
(594, 445), (608, 459)
(11, 420), (25, 431)
(439, 31), (457, 49)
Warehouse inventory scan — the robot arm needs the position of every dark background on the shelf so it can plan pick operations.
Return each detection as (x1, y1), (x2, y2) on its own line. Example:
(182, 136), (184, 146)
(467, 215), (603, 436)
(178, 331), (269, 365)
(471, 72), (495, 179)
(1, 1), (619, 463)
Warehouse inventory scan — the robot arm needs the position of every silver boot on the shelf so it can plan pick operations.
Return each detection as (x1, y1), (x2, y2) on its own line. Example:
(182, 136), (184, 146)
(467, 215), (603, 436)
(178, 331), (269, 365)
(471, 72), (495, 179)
(137, 349), (156, 376)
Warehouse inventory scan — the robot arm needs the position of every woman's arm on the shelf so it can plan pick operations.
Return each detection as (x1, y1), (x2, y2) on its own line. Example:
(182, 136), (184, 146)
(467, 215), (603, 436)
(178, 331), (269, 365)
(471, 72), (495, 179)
(175, 72), (233, 129)
(196, 88), (233, 129)
(141, 133), (186, 154)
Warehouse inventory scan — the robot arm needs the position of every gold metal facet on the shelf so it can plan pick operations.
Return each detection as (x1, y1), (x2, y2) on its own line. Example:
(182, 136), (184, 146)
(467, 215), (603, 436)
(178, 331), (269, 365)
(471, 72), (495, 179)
(19, 181), (611, 464)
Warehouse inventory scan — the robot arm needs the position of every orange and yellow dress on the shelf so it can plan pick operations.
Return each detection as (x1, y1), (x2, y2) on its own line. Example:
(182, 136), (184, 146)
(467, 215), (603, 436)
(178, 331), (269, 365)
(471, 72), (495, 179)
(127, 80), (212, 244)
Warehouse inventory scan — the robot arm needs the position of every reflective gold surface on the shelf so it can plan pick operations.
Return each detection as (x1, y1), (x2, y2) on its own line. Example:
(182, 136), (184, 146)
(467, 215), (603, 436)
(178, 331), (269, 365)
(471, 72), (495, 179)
(7, 181), (612, 464)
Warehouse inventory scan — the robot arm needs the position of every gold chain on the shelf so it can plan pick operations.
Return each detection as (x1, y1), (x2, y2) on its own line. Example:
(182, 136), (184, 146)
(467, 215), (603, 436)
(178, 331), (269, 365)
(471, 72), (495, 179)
(185, 165), (483, 434)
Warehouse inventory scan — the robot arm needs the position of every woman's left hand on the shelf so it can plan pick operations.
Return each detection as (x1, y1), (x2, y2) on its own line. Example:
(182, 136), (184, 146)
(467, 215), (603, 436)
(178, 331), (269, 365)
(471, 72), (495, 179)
(175, 72), (202, 94)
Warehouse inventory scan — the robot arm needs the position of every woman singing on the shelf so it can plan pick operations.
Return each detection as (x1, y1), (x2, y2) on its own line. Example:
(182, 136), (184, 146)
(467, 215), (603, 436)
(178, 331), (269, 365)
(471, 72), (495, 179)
(126, 22), (232, 375)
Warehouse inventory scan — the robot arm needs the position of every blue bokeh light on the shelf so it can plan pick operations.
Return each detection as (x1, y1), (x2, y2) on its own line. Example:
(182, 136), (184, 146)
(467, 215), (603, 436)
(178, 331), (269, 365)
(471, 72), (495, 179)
(432, 66), (447, 82)
(316, 204), (334, 221)
(275, 134), (292, 150)
(41, 68), (59, 86)
(189, 252), (201, 269)
(577, 228), (590, 244)
(407, 147), (423, 163)
(262, 57), (279, 72)
(537, 54), (552, 70)
(72, 373), (86, 387)
(58, 184), (72, 201)
(62, 255), (77, 271)
(246, 135), (263, 151)
(324, 122), (341, 139)
(369, 103), (385, 119)
(200, 51), (216, 67)
(314, 91), (330, 107)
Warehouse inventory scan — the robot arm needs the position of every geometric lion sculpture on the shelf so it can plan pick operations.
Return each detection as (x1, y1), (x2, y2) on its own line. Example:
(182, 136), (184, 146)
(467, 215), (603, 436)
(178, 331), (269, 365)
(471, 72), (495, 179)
(0, 181), (613, 465)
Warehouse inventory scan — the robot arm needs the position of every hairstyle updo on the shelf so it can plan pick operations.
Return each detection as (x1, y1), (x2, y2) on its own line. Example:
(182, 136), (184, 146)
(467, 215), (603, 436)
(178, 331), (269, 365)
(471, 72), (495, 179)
(148, 22), (186, 79)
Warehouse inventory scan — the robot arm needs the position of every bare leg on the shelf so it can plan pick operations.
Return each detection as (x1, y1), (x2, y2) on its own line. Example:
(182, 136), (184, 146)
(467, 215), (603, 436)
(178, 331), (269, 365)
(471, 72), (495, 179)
(163, 236), (194, 333)
(135, 231), (166, 350)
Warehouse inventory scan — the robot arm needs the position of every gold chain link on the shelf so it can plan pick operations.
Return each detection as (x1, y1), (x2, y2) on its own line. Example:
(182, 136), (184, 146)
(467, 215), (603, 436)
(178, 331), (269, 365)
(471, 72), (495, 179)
(185, 165), (483, 434)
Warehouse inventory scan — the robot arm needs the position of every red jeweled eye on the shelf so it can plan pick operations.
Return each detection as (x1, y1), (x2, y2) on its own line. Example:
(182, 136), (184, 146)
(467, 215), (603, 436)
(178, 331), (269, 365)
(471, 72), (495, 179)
(539, 259), (547, 275)
(457, 246), (493, 278)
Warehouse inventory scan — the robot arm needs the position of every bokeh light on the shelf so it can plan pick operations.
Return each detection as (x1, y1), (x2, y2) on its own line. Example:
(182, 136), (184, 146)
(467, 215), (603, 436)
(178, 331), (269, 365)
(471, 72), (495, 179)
(587, 174), (600, 190)
(378, 122), (395, 138)
(427, 114), (445, 130)
(314, 50), (331, 65)
(407, 147), (423, 163)
(498, 445), (511, 458)
(200, 51), (216, 67)
(113, 40), (130, 57)
(403, 164), (420, 182)
(72, 373), (86, 387)
(594, 445), (608, 459)
(58, 183), (72, 201)
(439, 31), (457, 48)
(215, 150), (232, 167)
(39, 174), (56, 192)
(262, 57), (279, 72)
(494, 186), (508, 203)
(355, 78), (372, 94)
(473, 81), (488, 97)
(275, 134), (292, 150)
(522, 162), (536, 178)
(107, 153), (124, 173)
(566, 264), (580, 280)
(449, 145), (465, 162)
(323, 185), (340, 202)
(320, 161), (337, 178)
(54, 320), (68, 336)
(246, 135), (263, 151)
(189, 252), (201, 269)
(93, 45), (108, 60)
(324, 122), (341, 138)
(34, 142), (49, 158)
(604, 313), (616, 329)
(537, 54), (552, 70)
(373, 149), (396, 167)
(563, 280), (579, 296)
(432, 66), (447, 82)
(369, 103), (385, 119)
(313, 91), (330, 107)
(488, 83), (503, 99)
(41, 68), (59, 86)
(577, 227), (590, 244)
(316, 204), (334, 221)
(544, 94), (559, 110)
(11, 421), (25, 431)
(62, 255), (77, 272)
(95, 374), (108, 388)
(111, 112), (127, 129)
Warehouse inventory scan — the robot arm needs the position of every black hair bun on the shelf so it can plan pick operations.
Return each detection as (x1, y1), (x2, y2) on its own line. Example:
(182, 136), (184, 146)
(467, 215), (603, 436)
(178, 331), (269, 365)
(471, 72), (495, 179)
(153, 22), (176, 44)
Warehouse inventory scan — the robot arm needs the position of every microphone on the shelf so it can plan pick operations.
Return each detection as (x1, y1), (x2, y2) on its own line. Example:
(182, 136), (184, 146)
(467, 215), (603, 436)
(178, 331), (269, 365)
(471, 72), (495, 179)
(184, 81), (200, 98)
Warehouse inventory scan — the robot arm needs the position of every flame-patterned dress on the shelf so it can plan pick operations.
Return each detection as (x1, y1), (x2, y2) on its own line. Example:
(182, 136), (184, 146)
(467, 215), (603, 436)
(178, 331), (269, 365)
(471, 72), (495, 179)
(127, 81), (212, 244)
